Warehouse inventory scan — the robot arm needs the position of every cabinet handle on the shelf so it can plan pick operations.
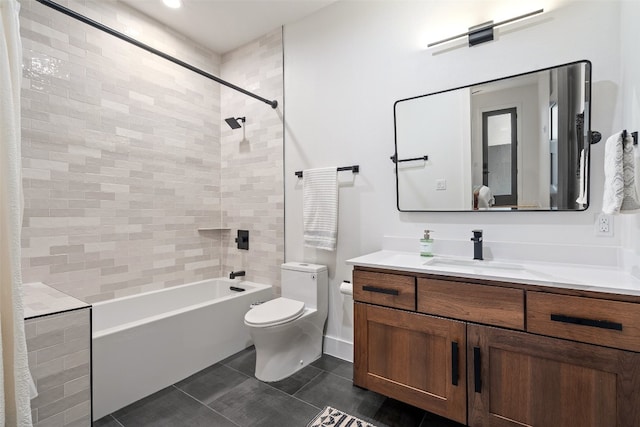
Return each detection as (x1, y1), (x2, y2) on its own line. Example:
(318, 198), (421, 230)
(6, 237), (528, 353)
(362, 285), (399, 296)
(451, 342), (459, 386)
(473, 347), (482, 393)
(550, 314), (623, 331)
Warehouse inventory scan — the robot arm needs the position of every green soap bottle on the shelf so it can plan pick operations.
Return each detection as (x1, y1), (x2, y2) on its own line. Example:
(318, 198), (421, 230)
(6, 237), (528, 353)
(420, 230), (434, 257)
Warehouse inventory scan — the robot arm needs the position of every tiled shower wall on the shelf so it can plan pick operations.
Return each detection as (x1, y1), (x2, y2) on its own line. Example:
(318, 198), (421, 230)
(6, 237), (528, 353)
(220, 29), (285, 290)
(18, 0), (226, 303)
(20, 0), (284, 303)
(26, 308), (91, 426)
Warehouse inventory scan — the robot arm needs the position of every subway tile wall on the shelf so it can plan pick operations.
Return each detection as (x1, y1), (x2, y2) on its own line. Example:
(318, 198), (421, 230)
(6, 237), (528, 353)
(26, 308), (91, 427)
(20, 0), (221, 303)
(220, 28), (285, 291)
(19, 0), (283, 302)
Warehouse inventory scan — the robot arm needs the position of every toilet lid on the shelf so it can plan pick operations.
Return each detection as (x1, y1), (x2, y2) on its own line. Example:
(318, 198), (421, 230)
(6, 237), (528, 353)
(244, 297), (305, 327)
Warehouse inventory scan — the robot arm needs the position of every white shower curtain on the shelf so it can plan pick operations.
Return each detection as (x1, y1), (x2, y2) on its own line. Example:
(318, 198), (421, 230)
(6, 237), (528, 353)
(0, 0), (33, 425)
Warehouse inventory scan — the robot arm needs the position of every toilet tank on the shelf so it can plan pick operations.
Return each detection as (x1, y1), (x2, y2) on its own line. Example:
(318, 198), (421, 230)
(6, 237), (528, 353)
(281, 262), (328, 311)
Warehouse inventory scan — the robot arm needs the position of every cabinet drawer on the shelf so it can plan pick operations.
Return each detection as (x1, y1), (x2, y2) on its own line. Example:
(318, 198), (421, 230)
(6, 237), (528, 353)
(353, 270), (415, 310)
(527, 291), (640, 352)
(417, 278), (524, 330)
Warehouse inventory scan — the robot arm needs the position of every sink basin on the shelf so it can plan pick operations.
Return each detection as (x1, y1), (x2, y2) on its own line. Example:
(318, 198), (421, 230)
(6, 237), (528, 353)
(423, 257), (525, 271)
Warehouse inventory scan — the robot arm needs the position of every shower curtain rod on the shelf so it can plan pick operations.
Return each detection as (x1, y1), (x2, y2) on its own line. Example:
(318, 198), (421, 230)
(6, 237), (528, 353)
(34, 0), (279, 109)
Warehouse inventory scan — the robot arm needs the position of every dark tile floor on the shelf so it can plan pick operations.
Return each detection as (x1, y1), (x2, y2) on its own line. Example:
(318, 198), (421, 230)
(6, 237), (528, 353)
(93, 347), (465, 427)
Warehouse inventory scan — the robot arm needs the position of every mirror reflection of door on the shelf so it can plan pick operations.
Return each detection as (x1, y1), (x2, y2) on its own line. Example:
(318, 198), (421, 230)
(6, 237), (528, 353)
(482, 108), (517, 207)
(549, 102), (558, 207)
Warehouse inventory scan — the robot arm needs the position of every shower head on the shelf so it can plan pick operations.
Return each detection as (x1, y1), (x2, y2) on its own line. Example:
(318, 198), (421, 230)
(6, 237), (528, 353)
(225, 117), (246, 129)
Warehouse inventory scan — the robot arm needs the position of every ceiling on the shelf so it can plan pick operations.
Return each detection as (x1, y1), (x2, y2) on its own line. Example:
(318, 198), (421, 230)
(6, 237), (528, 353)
(119, 0), (336, 54)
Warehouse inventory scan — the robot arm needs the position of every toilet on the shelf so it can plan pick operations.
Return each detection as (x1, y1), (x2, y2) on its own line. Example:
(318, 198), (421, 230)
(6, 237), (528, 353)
(244, 262), (328, 382)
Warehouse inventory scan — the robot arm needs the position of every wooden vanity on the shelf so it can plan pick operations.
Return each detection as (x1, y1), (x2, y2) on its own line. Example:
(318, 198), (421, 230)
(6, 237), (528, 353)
(352, 266), (640, 427)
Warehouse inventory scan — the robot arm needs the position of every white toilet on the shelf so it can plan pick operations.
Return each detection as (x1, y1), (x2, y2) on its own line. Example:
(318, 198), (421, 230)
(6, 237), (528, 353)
(244, 262), (328, 382)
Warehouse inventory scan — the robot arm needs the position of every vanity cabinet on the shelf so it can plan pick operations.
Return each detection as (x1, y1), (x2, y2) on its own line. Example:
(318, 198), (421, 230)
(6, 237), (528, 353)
(417, 278), (524, 330)
(468, 324), (640, 427)
(352, 266), (640, 427)
(354, 302), (467, 424)
(526, 291), (640, 352)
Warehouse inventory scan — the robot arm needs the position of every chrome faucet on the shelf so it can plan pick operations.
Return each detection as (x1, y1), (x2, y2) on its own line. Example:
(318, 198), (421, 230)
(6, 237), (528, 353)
(471, 230), (483, 260)
(229, 270), (246, 279)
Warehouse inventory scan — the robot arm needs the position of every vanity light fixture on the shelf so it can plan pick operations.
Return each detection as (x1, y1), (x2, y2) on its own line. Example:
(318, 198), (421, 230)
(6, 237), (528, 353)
(163, 0), (182, 9)
(428, 8), (544, 48)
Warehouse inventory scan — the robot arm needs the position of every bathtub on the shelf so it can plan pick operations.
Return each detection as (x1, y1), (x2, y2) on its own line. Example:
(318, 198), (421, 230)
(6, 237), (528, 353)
(92, 278), (273, 420)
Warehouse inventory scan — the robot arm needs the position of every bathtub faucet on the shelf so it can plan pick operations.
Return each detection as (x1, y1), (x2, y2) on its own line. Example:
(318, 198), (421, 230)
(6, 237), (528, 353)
(229, 270), (246, 279)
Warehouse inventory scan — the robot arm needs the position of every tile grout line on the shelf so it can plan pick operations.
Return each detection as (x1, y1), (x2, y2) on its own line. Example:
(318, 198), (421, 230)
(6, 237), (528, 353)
(287, 369), (325, 399)
(171, 384), (243, 427)
(219, 356), (324, 411)
(220, 353), (354, 410)
(228, 369), (324, 412)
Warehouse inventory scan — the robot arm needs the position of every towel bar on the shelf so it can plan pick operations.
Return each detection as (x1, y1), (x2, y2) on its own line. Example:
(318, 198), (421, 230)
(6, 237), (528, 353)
(622, 129), (638, 146)
(295, 165), (359, 178)
(390, 154), (429, 164)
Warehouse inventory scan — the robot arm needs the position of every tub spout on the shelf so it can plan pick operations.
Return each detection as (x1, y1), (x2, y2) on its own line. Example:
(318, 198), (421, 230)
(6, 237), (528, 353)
(229, 270), (246, 279)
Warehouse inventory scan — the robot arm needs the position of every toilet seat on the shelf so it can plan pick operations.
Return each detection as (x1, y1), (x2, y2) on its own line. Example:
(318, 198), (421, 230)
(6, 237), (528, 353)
(245, 297), (305, 327)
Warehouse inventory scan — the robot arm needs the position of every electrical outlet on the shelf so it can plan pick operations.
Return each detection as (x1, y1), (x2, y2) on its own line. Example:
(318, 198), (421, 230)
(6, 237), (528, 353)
(436, 179), (447, 190)
(595, 213), (613, 236)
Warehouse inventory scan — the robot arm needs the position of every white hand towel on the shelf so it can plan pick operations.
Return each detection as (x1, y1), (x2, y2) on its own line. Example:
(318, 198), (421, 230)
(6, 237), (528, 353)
(602, 132), (624, 214)
(635, 143), (640, 204)
(621, 133), (640, 211)
(303, 167), (338, 251)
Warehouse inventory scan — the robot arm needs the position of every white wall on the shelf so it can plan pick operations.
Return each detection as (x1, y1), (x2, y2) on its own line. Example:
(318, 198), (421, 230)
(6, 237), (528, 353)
(620, 1), (640, 258)
(284, 0), (624, 360)
(396, 90), (470, 210)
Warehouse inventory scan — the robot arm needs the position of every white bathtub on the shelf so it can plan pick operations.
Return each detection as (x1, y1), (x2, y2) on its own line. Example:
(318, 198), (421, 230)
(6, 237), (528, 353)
(92, 278), (273, 420)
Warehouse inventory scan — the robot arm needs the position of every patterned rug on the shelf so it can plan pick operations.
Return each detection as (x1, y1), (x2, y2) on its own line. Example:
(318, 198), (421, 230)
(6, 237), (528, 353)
(307, 406), (377, 427)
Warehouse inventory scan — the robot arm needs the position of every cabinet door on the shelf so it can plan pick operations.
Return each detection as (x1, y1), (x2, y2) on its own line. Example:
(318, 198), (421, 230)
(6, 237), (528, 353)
(354, 302), (466, 424)
(467, 324), (640, 427)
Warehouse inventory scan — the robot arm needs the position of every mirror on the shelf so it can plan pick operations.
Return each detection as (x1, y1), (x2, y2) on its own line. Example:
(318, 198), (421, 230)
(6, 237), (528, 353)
(394, 60), (592, 212)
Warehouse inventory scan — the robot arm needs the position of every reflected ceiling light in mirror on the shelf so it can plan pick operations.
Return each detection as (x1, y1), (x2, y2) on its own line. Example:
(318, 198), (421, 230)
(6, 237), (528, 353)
(163, 0), (182, 9)
(428, 9), (544, 48)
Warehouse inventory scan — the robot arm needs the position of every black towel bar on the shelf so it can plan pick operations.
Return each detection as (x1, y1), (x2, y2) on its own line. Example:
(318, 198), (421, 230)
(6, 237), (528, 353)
(622, 129), (638, 145)
(390, 154), (429, 163)
(295, 165), (359, 178)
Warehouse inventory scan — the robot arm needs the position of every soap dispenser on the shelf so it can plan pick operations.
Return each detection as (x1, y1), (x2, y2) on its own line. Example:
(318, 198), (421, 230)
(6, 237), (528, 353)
(420, 230), (434, 257)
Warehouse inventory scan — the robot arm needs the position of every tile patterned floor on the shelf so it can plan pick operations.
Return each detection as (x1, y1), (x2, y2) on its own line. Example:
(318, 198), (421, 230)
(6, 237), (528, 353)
(93, 347), (465, 427)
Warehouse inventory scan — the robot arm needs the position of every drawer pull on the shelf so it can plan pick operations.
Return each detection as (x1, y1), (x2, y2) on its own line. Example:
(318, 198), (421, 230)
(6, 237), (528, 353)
(473, 347), (482, 393)
(451, 341), (459, 386)
(550, 314), (623, 331)
(362, 285), (399, 296)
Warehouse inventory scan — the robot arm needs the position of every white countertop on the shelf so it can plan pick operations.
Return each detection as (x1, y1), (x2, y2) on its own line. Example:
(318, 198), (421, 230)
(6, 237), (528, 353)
(346, 250), (640, 298)
(23, 282), (90, 319)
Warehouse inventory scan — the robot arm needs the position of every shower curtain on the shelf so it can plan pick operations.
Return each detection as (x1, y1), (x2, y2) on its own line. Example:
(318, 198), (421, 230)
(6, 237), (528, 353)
(0, 0), (33, 425)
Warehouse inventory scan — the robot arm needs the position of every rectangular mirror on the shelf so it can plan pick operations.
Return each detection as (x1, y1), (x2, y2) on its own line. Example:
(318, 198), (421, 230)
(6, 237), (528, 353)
(394, 60), (592, 212)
